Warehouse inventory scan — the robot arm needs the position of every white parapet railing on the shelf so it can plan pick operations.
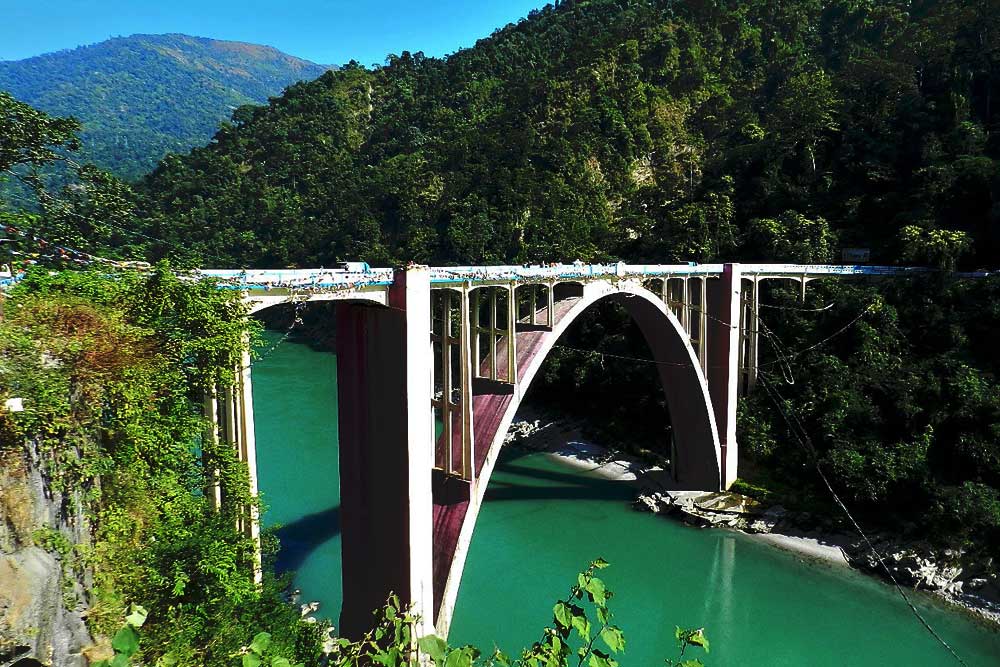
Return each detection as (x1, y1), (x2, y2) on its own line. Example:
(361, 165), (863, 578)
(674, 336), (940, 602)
(3, 263), (996, 294)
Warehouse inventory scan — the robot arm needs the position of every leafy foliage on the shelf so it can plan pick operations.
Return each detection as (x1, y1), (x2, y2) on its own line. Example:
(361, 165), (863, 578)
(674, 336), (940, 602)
(664, 627), (710, 667)
(328, 561), (708, 667)
(0, 268), (319, 666)
(0, 92), (142, 258)
(0, 90), (80, 172)
(92, 604), (147, 667)
(738, 276), (1000, 555)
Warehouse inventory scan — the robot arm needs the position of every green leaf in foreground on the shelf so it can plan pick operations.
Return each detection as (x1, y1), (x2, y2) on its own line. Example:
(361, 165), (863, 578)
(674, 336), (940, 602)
(249, 631), (271, 655)
(554, 601), (572, 628)
(418, 635), (448, 662)
(124, 604), (148, 628)
(111, 626), (140, 657)
(600, 625), (625, 653)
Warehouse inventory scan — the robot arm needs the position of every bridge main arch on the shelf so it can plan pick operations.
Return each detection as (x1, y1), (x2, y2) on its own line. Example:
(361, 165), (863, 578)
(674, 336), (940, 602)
(333, 265), (743, 641)
(431, 280), (722, 636)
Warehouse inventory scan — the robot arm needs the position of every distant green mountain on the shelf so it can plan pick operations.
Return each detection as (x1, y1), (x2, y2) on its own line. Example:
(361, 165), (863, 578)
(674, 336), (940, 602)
(0, 34), (329, 180)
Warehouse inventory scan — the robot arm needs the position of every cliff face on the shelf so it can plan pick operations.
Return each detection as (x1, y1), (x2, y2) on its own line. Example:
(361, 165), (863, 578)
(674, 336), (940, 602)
(0, 442), (95, 667)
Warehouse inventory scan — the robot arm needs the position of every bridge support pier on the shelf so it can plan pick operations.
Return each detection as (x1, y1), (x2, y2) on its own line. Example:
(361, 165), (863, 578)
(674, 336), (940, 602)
(336, 266), (436, 640)
(202, 347), (262, 583)
(706, 263), (741, 489)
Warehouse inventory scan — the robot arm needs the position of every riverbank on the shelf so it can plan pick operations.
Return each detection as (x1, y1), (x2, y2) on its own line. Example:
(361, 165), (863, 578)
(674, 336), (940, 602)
(503, 411), (1000, 628)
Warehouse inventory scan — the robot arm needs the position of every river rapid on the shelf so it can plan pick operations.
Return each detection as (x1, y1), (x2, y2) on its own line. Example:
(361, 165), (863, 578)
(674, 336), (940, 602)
(252, 335), (1000, 666)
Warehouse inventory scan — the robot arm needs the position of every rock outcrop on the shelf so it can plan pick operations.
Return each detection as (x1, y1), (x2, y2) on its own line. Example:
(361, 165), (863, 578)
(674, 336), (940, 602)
(0, 443), (95, 666)
(845, 542), (1000, 622)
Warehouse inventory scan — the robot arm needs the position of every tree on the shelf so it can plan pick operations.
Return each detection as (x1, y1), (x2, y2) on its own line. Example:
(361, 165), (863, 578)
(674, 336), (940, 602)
(898, 225), (972, 271)
(0, 90), (80, 172)
(0, 92), (140, 258)
(744, 210), (836, 263)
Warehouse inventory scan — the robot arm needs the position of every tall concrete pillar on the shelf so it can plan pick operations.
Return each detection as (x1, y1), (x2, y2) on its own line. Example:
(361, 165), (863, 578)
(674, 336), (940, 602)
(706, 263), (741, 489)
(202, 388), (223, 510)
(236, 346), (262, 583)
(336, 266), (435, 639)
(202, 352), (262, 584)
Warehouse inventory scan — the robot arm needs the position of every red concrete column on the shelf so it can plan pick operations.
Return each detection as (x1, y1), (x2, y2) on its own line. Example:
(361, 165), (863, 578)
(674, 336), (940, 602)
(706, 263), (741, 489)
(336, 267), (434, 638)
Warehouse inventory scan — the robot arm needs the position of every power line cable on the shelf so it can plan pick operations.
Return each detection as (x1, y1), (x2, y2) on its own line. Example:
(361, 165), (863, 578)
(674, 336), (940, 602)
(3, 186), (238, 267)
(757, 301), (835, 312)
(748, 297), (967, 665)
(550, 292), (969, 666)
(756, 372), (969, 667)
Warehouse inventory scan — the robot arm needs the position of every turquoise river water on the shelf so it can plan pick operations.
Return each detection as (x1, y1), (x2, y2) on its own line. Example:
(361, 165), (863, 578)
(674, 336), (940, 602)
(252, 335), (1000, 666)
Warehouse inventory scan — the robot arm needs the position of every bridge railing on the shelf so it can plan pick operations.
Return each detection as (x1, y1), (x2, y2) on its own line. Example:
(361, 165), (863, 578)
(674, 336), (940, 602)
(197, 268), (395, 290)
(3, 263), (995, 295)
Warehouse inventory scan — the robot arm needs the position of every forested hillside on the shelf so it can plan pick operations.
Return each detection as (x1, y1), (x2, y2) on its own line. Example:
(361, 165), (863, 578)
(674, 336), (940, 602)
(134, 0), (1000, 556)
(0, 34), (328, 181)
(140, 0), (998, 270)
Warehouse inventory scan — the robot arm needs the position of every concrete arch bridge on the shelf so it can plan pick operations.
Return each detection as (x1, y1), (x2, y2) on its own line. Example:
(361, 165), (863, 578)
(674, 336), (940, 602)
(195, 261), (942, 640)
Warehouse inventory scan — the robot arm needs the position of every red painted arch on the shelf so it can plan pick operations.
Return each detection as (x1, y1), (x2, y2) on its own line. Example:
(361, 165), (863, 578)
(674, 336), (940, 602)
(431, 281), (722, 635)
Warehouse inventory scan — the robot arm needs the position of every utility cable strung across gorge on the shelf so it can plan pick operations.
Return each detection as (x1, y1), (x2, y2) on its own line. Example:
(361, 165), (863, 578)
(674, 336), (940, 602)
(756, 372), (969, 667)
(749, 302), (969, 666)
(1, 222), (151, 270)
(2, 188), (242, 269)
(242, 295), (308, 372)
(551, 342), (771, 371)
(0, 212), (323, 365)
(748, 296), (878, 385)
(757, 301), (836, 312)
(553, 296), (969, 666)
(765, 301), (876, 364)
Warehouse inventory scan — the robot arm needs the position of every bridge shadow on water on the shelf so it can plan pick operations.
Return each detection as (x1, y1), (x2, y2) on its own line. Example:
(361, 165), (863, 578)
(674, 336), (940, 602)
(272, 506), (341, 575)
(269, 451), (632, 574)
(484, 455), (635, 503)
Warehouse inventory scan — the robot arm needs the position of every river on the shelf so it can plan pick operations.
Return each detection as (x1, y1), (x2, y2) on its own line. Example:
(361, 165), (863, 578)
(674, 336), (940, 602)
(252, 335), (1000, 666)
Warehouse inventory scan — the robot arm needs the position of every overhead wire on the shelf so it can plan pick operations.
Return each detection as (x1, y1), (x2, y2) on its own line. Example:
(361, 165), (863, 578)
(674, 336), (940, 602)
(242, 295), (309, 371)
(1, 212), (981, 663)
(757, 301), (835, 312)
(2, 187), (238, 267)
(756, 371), (969, 667)
(2, 181), (363, 365)
(548, 284), (968, 666)
(772, 301), (876, 361)
(748, 292), (968, 666)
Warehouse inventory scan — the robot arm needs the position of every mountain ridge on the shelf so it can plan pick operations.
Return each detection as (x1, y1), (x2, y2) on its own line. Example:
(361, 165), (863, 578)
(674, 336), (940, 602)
(0, 33), (331, 180)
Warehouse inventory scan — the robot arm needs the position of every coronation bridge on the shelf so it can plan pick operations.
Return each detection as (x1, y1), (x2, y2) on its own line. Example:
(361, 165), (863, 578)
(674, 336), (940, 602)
(5, 260), (973, 638)
(185, 260), (953, 640)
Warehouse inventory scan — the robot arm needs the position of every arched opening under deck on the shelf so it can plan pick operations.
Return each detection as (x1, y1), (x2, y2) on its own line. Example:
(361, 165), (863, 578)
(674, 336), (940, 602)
(431, 282), (722, 635)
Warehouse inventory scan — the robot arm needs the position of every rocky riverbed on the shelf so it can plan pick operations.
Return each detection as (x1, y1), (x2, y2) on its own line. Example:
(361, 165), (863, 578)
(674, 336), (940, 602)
(503, 412), (1000, 627)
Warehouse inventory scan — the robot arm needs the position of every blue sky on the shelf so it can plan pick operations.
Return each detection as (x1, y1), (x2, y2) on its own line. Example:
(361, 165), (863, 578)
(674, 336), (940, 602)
(0, 1), (546, 65)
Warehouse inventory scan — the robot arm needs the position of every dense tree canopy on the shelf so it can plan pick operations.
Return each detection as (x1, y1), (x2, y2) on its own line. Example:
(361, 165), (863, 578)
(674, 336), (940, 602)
(0, 91), (143, 259)
(17, 0), (996, 555)
(139, 0), (999, 270)
(3, 0), (1000, 625)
